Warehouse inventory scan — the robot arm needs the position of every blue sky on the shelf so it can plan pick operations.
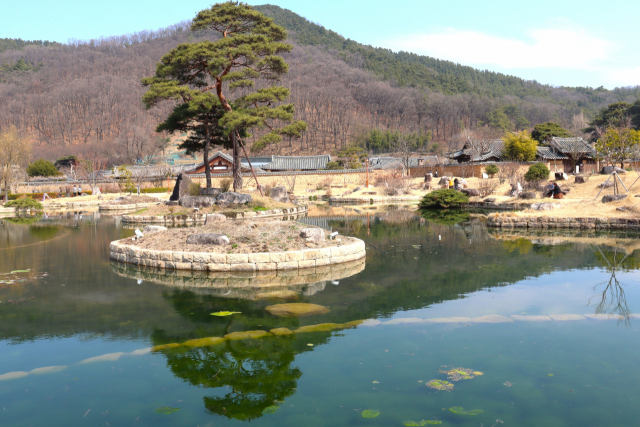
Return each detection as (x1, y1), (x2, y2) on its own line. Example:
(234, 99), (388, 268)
(2, 0), (637, 89)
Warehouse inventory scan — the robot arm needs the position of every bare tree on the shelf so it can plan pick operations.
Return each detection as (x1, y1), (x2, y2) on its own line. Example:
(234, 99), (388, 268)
(0, 126), (32, 202)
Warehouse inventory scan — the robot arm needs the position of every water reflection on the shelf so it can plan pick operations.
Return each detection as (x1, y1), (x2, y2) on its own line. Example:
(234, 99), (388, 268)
(591, 247), (635, 325)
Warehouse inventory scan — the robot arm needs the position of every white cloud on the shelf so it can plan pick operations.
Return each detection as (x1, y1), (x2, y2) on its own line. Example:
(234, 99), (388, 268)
(384, 27), (612, 71)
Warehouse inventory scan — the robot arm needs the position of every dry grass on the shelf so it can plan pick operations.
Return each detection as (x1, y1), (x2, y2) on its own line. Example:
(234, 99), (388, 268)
(125, 220), (357, 254)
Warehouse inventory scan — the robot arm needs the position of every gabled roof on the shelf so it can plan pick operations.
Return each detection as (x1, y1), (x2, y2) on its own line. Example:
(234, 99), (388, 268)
(536, 146), (568, 160)
(262, 154), (331, 171)
(549, 137), (595, 156)
(188, 151), (251, 171)
(450, 139), (505, 162)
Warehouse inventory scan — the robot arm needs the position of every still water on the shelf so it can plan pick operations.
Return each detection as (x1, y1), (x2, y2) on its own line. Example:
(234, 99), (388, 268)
(1, 209), (640, 427)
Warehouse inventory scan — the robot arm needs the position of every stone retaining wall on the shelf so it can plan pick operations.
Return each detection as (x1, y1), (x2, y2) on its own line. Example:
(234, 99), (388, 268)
(99, 202), (160, 212)
(109, 236), (366, 272)
(487, 215), (640, 230)
(329, 196), (421, 205)
(121, 204), (308, 224)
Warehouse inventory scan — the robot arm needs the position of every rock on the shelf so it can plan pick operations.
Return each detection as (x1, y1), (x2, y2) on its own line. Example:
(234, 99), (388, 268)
(216, 192), (252, 204)
(186, 233), (229, 245)
(143, 225), (167, 234)
(166, 200), (179, 206)
(425, 173), (433, 182)
(438, 177), (450, 186)
(199, 188), (221, 196)
(299, 227), (325, 243)
(353, 186), (362, 192)
(554, 172), (568, 180)
(342, 190), (352, 196)
(265, 303), (330, 317)
(575, 176), (586, 184)
(179, 196), (217, 208)
(519, 191), (537, 199)
(422, 182), (431, 190)
(484, 197), (496, 203)
(306, 189), (315, 193)
(602, 194), (627, 203)
(169, 173), (194, 201)
(269, 186), (289, 203)
(617, 206), (636, 212)
(601, 166), (626, 174)
(459, 178), (468, 186)
(205, 213), (227, 224)
(461, 188), (480, 197)
(270, 327), (294, 336)
(564, 188), (571, 193)
(531, 203), (561, 211)
(598, 181), (614, 188)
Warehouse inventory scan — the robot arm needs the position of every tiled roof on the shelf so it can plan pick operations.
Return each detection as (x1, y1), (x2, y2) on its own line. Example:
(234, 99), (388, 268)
(262, 154), (331, 171)
(187, 151), (251, 171)
(368, 156), (439, 169)
(549, 137), (595, 155)
(536, 146), (568, 160)
(450, 139), (505, 162)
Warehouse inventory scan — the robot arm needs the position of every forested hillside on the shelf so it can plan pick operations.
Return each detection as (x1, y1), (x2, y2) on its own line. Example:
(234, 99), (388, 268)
(0, 4), (639, 163)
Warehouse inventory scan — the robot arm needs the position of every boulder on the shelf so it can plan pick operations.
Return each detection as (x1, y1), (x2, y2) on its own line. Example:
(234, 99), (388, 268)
(169, 173), (193, 201)
(484, 197), (496, 203)
(531, 203), (561, 211)
(205, 213), (227, 224)
(519, 191), (537, 199)
(186, 233), (229, 245)
(554, 172), (568, 180)
(143, 225), (167, 234)
(461, 188), (480, 197)
(200, 188), (221, 197)
(216, 192), (252, 205)
(602, 194), (627, 203)
(575, 176), (587, 184)
(598, 181), (614, 188)
(299, 227), (325, 243)
(269, 186), (289, 203)
(342, 190), (352, 196)
(353, 186), (362, 192)
(179, 196), (217, 208)
(459, 178), (468, 186)
(438, 177), (450, 186)
(617, 206), (636, 212)
(425, 173), (433, 182)
(601, 166), (626, 174)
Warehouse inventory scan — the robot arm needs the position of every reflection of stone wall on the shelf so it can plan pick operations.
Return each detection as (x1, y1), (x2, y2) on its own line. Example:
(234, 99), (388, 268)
(110, 258), (365, 299)
(121, 205), (309, 225)
(99, 202), (159, 213)
(488, 215), (640, 230)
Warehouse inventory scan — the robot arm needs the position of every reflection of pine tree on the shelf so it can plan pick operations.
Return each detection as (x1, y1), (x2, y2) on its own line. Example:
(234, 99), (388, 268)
(161, 338), (302, 421)
(590, 247), (636, 326)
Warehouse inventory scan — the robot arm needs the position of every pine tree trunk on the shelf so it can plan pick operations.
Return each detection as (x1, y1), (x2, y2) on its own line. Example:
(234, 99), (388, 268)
(232, 131), (243, 191)
(204, 124), (211, 189)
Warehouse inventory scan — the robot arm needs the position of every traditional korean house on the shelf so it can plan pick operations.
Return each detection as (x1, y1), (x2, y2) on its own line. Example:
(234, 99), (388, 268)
(186, 151), (253, 175)
(449, 140), (505, 163)
(547, 137), (597, 173)
(368, 156), (439, 170)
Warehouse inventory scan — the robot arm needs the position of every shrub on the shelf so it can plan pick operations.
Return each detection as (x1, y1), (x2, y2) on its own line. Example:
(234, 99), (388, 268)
(325, 161), (341, 170)
(503, 131), (538, 161)
(220, 178), (232, 193)
(26, 159), (60, 177)
(5, 198), (43, 210)
(188, 182), (201, 196)
(141, 187), (169, 194)
(485, 164), (499, 177)
(524, 162), (550, 182)
(419, 189), (469, 209)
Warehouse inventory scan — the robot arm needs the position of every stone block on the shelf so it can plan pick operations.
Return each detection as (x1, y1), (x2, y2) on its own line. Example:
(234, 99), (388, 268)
(248, 253), (271, 263)
(286, 251), (304, 262)
(303, 249), (320, 260)
(173, 262), (192, 270)
(315, 258), (331, 267)
(318, 247), (332, 258)
(256, 262), (277, 271)
(159, 251), (173, 262)
(298, 259), (316, 269)
(277, 261), (299, 270)
(181, 252), (194, 263)
(269, 252), (287, 263)
(207, 263), (230, 272)
(192, 262), (208, 271)
(228, 254), (249, 264)
(330, 247), (342, 257)
(192, 252), (211, 263)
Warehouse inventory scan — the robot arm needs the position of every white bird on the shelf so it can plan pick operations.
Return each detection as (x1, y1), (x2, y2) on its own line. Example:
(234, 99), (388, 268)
(331, 281), (340, 286)
(137, 279), (143, 285)
(135, 229), (144, 239)
(193, 207), (199, 212)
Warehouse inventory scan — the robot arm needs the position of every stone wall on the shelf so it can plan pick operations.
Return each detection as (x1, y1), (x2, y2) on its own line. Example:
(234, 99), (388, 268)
(109, 237), (366, 272)
(121, 205), (309, 224)
(487, 215), (640, 230)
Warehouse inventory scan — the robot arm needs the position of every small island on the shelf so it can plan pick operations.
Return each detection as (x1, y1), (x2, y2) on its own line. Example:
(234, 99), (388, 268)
(110, 218), (366, 272)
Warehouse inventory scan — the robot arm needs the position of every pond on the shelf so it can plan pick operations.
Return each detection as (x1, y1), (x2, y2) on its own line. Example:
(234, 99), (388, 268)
(1, 209), (640, 427)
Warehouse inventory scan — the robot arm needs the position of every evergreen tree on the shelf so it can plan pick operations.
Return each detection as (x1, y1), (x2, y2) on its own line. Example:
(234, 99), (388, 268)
(144, 1), (306, 191)
(531, 122), (572, 144)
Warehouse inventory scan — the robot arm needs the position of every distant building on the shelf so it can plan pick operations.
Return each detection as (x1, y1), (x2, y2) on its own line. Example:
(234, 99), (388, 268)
(449, 140), (505, 163)
(261, 155), (332, 171)
(186, 151), (254, 175)
(368, 156), (439, 170)
(544, 137), (597, 173)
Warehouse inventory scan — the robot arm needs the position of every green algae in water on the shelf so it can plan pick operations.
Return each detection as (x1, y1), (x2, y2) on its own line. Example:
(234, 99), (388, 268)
(263, 405), (279, 414)
(426, 379), (454, 391)
(362, 409), (380, 418)
(404, 420), (442, 426)
(155, 407), (180, 415)
(449, 407), (483, 415)
(438, 367), (483, 381)
(211, 311), (241, 316)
